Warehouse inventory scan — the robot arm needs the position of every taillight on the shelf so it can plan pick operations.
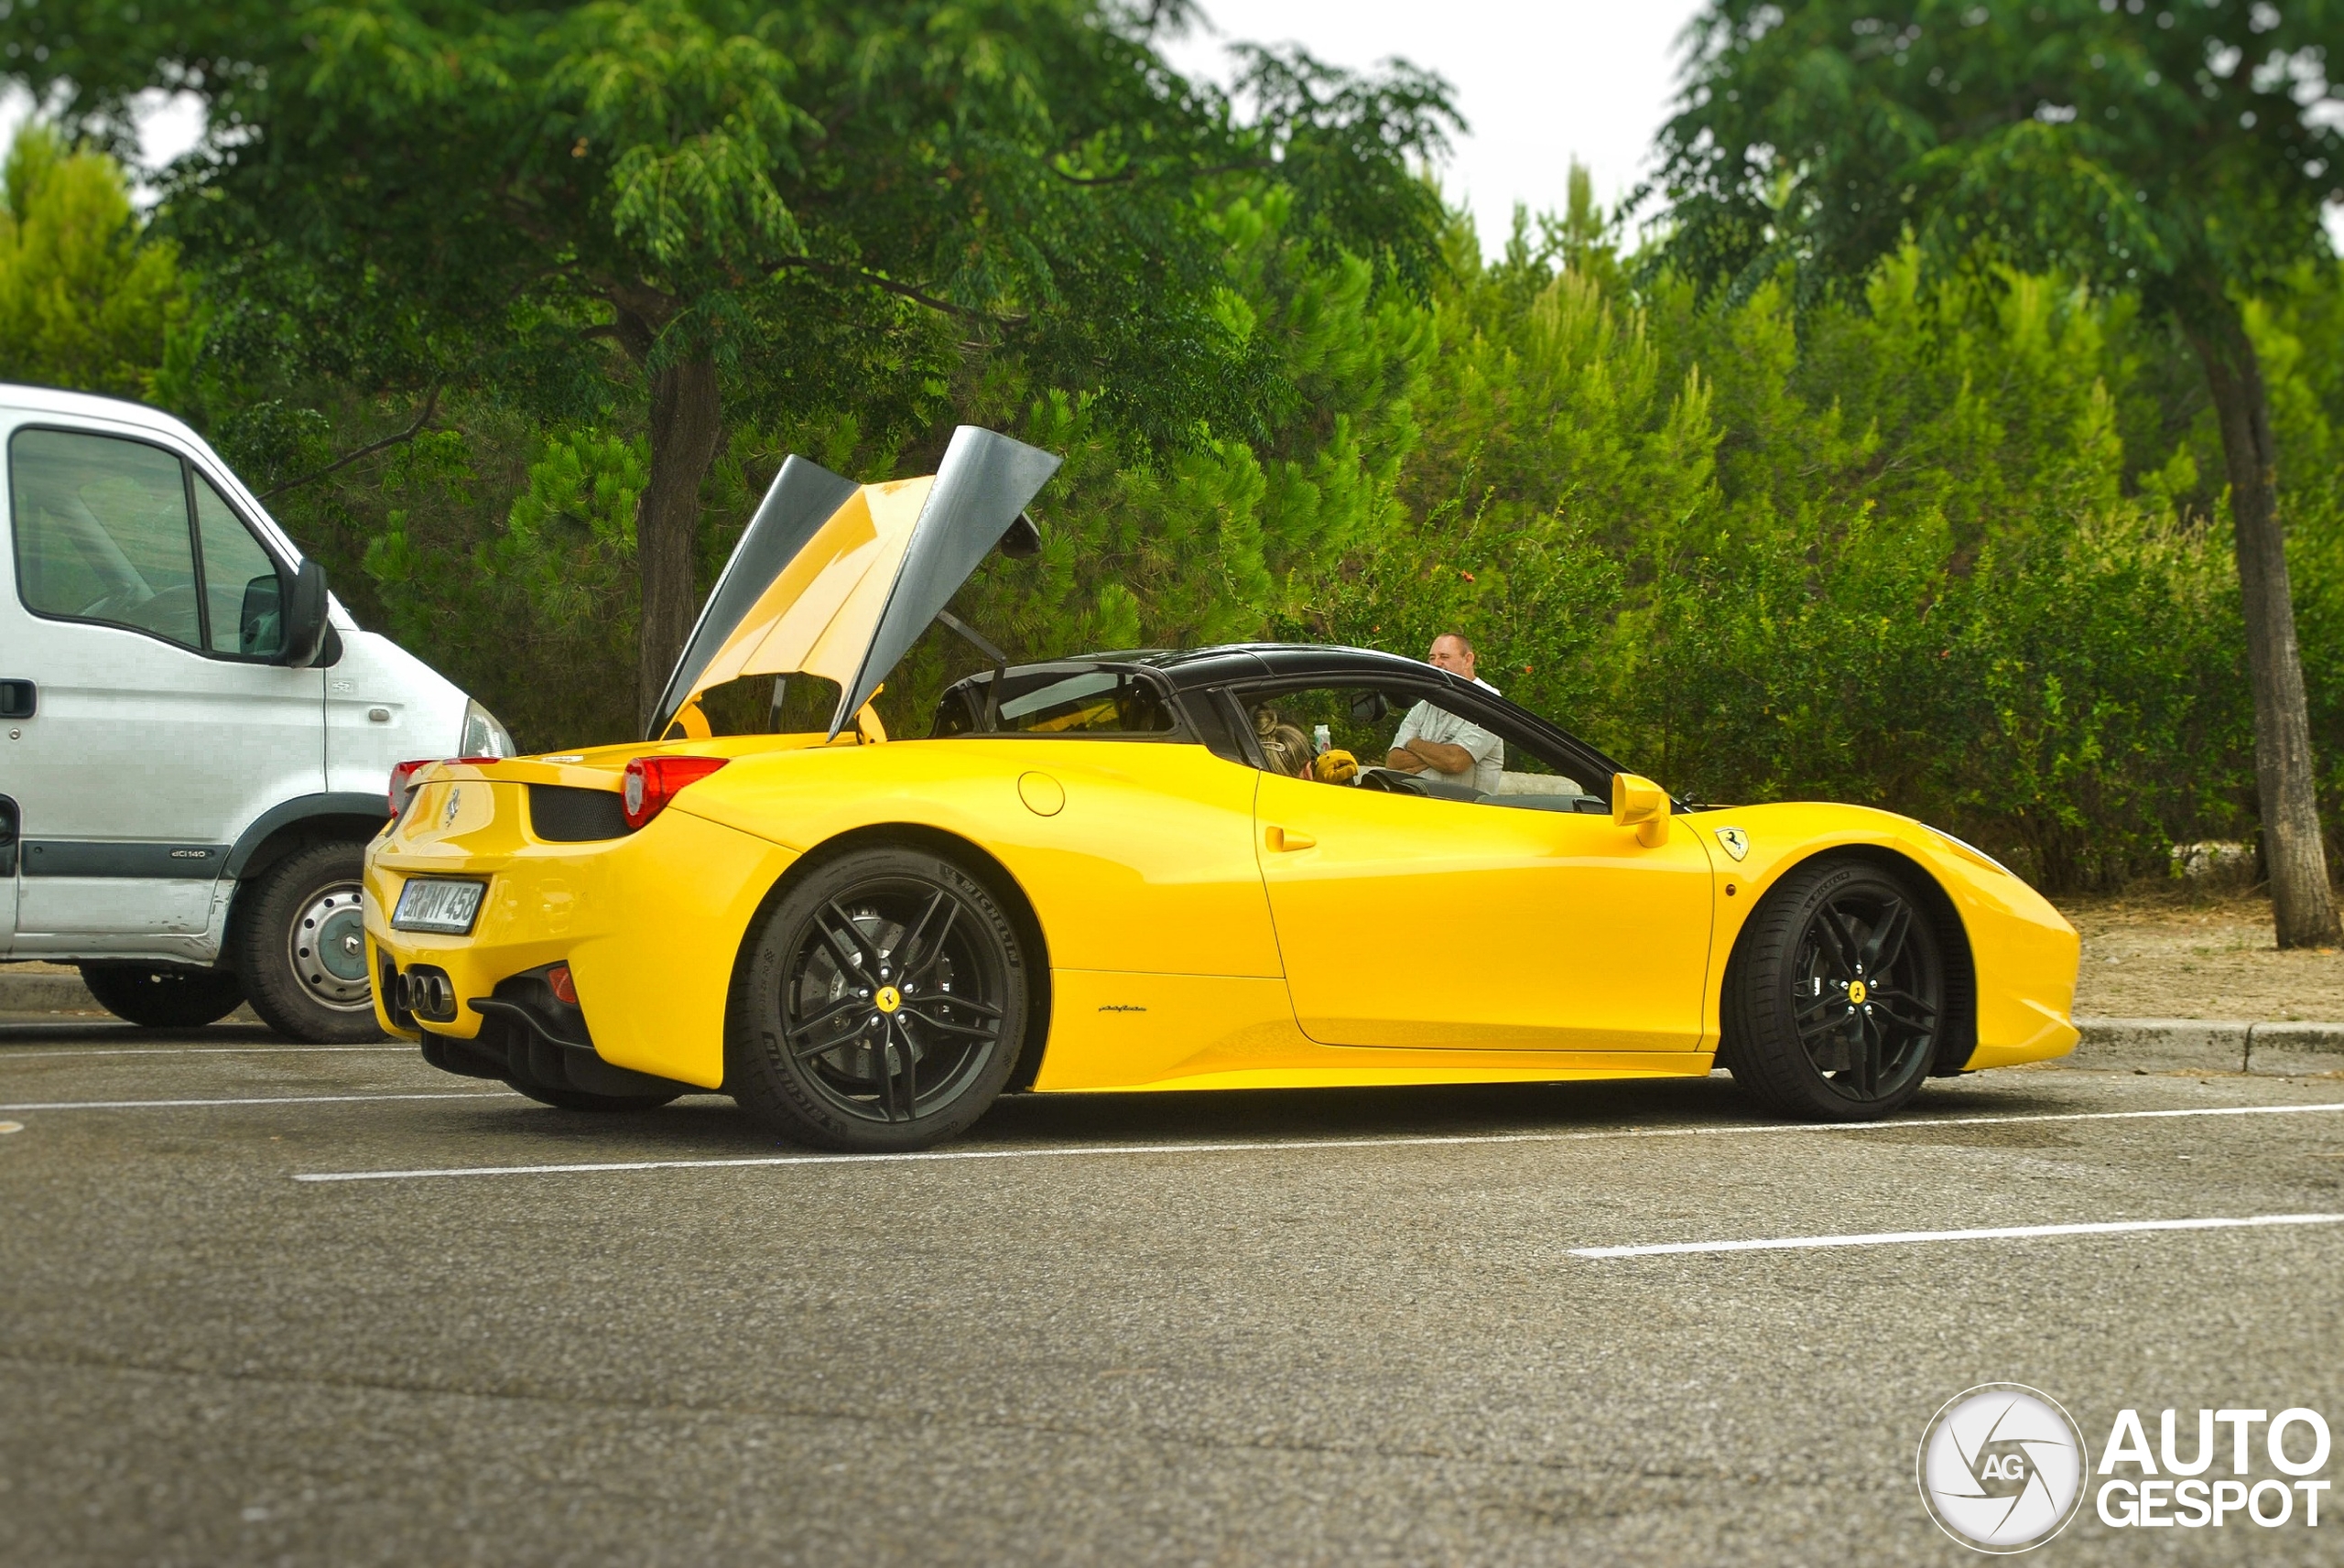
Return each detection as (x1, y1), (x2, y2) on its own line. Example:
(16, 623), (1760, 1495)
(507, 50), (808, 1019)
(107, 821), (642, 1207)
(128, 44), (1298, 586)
(389, 759), (436, 816)
(390, 756), (508, 816)
(622, 756), (728, 829)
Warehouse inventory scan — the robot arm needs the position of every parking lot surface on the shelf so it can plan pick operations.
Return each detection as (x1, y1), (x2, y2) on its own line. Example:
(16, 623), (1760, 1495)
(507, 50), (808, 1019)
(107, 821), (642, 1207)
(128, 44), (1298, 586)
(3, 1016), (2341, 1566)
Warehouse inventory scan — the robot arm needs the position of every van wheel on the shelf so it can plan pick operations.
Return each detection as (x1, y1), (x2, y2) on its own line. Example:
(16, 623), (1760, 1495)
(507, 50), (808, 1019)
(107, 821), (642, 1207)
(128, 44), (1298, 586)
(728, 845), (1028, 1151)
(235, 841), (386, 1044)
(79, 963), (245, 1029)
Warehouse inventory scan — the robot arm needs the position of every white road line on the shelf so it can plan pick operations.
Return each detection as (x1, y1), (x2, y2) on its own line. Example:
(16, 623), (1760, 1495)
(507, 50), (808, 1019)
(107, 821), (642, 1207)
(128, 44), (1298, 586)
(0, 1046), (414, 1062)
(293, 1098), (2344, 1184)
(1571, 1212), (2344, 1260)
(0, 1092), (505, 1112)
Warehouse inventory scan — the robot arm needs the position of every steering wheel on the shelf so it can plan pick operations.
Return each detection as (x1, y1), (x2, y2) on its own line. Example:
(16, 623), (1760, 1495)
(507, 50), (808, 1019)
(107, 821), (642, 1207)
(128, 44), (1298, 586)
(1356, 766), (1432, 797)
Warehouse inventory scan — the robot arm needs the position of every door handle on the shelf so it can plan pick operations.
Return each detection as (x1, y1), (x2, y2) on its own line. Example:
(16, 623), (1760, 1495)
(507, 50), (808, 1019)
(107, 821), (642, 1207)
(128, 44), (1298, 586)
(0, 679), (33, 719)
(1264, 826), (1317, 852)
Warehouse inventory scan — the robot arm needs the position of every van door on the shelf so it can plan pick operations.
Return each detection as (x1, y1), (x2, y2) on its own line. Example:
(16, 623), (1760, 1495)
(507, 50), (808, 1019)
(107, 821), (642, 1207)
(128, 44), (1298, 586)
(1, 422), (324, 956)
(0, 795), (18, 954)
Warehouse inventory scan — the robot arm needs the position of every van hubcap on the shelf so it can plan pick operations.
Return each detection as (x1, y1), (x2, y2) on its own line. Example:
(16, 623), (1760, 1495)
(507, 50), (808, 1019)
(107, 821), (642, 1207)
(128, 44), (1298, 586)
(290, 882), (373, 1010)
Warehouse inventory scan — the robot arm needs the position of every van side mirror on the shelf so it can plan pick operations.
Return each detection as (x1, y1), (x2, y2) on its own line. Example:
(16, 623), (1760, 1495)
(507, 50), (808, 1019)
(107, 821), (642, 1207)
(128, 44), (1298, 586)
(1610, 772), (1672, 848)
(238, 573), (285, 658)
(280, 558), (330, 668)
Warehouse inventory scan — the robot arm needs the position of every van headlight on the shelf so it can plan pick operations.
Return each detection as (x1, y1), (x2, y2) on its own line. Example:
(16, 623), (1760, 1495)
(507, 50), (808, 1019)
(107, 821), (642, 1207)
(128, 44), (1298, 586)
(459, 699), (516, 759)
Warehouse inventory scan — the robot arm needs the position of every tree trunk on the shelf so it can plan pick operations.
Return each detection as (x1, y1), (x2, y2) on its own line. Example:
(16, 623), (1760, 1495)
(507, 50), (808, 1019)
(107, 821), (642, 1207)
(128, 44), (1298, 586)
(2182, 289), (2340, 947)
(634, 352), (725, 733)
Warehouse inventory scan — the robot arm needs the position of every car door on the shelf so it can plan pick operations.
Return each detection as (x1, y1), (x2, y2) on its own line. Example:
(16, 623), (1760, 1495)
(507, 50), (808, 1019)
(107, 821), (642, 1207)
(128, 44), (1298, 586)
(2, 420), (323, 949)
(1240, 682), (1715, 1054)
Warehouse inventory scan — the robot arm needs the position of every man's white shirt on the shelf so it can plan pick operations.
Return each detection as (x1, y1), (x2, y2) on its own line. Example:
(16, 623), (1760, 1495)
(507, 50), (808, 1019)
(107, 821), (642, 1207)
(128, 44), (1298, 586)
(1392, 677), (1504, 794)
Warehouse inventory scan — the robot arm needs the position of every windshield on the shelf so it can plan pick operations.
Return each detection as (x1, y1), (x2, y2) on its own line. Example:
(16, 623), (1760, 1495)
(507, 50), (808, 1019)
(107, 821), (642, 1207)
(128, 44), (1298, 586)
(931, 668), (1176, 737)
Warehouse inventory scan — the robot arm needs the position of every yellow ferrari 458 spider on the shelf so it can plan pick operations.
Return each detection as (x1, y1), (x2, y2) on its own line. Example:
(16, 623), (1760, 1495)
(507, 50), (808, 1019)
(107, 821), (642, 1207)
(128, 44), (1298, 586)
(365, 427), (2080, 1150)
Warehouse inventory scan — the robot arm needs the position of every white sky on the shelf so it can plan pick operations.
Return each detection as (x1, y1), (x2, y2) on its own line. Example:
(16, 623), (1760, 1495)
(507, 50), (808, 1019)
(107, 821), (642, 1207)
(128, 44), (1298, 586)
(4, 5), (2336, 256)
(1163, 0), (1707, 251)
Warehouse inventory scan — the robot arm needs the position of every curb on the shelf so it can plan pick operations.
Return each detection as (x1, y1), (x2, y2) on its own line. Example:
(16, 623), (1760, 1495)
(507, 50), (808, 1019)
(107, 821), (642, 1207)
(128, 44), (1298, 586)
(2069, 1017), (2344, 1076)
(0, 969), (259, 1023)
(0, 971), (104, 1013)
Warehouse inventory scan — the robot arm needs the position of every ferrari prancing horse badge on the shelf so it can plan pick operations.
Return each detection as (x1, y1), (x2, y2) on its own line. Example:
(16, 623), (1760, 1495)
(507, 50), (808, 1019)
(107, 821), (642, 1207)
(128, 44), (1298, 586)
(1715, 826), (1749, 862)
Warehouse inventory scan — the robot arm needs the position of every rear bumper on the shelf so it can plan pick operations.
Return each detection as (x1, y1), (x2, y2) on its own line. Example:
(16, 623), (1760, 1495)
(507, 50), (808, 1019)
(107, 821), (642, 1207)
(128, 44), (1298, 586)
(364, 787), (799, 1088)
(415, 1011), (699, 1100)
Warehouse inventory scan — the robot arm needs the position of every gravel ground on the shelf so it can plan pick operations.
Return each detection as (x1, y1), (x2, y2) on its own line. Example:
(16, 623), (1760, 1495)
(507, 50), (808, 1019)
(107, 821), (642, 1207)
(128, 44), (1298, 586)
(2063, 887), (2344, 1020)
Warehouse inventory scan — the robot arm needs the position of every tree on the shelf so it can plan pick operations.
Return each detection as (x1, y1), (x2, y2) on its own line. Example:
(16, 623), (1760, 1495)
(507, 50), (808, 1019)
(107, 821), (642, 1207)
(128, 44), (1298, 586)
(0, 124), (182, 397)
(7, 1), (1457, 724)
(1654, 0), (2344, 944)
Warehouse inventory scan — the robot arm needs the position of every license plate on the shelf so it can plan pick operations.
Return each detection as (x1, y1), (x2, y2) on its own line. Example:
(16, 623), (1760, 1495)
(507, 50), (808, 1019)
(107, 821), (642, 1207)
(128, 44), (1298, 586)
(392, 878), (485, 935)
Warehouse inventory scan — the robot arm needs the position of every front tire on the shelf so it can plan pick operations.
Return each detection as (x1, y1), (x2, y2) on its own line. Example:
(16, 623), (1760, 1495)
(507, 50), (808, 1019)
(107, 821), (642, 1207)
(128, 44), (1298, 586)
(234, 841), (386, 1044)
(729, 845), (1029, 1151)
(1720, 858), (1946, 1120)
(79, 962), (244, 1029)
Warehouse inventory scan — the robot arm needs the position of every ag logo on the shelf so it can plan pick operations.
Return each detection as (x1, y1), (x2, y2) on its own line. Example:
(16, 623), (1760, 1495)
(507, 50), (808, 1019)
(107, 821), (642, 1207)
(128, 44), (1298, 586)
(1714, 826), (1749, 861)
(1917, 1384), (2089, 1553)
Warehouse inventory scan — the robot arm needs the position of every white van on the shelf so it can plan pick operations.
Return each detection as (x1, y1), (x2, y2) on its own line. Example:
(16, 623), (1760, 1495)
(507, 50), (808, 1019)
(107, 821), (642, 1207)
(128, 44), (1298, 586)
(0, 384), (511, 1041)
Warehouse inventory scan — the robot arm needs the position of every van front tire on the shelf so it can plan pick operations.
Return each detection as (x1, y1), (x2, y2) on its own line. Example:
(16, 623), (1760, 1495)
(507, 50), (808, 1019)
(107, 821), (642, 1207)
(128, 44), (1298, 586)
(235, 841), (385, 1044)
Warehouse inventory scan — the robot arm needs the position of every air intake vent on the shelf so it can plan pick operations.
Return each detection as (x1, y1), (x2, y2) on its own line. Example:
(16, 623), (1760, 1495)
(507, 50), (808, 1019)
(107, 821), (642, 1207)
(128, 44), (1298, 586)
(528, 784), (630, 842)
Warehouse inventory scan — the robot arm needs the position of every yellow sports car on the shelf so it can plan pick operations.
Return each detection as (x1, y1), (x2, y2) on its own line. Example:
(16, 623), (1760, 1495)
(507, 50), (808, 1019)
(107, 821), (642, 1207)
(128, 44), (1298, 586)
(364, 427), (2080, 1150)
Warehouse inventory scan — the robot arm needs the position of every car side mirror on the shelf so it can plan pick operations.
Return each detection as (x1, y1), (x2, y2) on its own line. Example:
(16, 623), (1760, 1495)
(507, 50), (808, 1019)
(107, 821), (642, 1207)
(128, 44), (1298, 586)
(280, 558), (330, 668)
(1349, 690), (1390, 725)
(1611, 773), (1672, 848)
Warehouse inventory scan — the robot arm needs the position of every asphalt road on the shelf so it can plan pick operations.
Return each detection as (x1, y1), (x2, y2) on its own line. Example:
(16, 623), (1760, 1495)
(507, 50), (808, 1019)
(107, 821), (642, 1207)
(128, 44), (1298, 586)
(3, 1016), (2342, 1566)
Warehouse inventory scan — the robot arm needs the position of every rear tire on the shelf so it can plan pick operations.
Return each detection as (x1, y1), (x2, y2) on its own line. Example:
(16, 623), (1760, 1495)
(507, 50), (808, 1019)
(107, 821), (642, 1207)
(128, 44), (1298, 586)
(1720, 858), (1946, 1121)
(728, 844), (1028, 1151)
(78, 963), (244, 1029)
(234, 841), (386, 1044)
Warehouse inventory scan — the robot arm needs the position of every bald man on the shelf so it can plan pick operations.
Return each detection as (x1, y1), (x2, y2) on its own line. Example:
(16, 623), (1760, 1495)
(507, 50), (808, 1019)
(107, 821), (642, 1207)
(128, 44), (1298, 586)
(1385, 633), (1503, 793)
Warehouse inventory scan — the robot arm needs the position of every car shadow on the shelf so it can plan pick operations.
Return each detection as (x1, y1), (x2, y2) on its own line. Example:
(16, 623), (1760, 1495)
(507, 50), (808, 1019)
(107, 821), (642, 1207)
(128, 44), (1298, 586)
(433, 1068), (2092, 1162)
(966, 1072), (2078, 1146)
(0, 1015), (2088, 1154)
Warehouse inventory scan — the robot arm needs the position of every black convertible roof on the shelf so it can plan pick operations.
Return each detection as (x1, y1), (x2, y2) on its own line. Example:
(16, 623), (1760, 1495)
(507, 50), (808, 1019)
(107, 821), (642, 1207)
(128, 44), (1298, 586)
(1047, 643), (1452, 692)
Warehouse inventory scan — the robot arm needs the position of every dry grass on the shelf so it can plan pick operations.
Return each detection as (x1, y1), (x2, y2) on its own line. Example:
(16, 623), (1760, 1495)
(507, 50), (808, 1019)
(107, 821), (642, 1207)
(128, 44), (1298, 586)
(2059, 884), (2344, 1021)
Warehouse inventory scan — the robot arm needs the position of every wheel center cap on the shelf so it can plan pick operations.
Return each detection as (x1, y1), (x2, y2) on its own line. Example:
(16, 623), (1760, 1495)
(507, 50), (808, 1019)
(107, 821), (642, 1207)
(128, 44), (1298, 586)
(874, 986), (902, 1014)
(1847, 979), (1868, 1005)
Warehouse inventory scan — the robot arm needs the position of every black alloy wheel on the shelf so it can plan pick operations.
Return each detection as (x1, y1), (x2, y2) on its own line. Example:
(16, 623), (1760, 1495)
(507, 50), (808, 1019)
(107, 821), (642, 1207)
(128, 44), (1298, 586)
(729, 845), (1028, 1152)
(1720, 858), (1947, 1120)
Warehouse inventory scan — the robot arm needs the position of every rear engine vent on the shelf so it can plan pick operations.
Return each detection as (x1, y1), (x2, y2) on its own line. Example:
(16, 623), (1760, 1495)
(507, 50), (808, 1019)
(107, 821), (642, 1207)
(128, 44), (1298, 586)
(528, 784), (631, 842)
